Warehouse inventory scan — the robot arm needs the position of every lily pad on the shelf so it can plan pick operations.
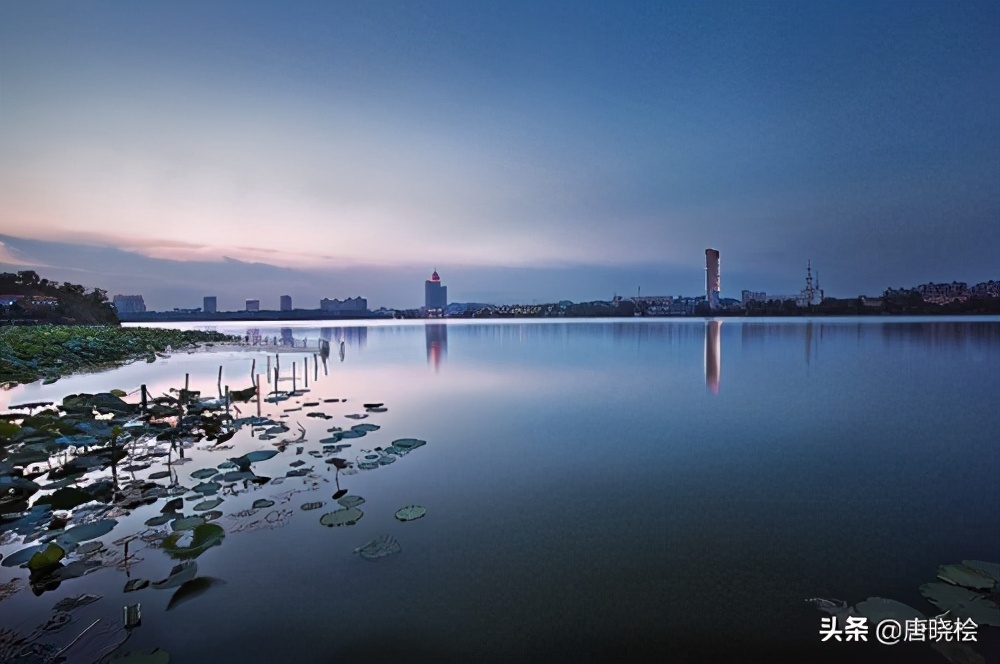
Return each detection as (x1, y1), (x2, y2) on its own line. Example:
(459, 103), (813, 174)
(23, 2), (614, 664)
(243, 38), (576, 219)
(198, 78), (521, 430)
(351, 423), (380, 433)
(148, 471), (172, 480)
(153, 562), (197, 589)
(124, 578), (150, 592)
(354, 534), (401, 561)
(190, 468), (217, 480)
(192, 482), (221, 495)
(28, 543), (66, 571)
(390, 438), (426, 454)
(144, 515), (172, 527)
(919, 582), (1000, 626)
(344, 413), (368, 420)
(167, 577), (225, 611)
(162, 524), (225, 560)
(319, 507), (363, 527)
(2, 544), (46, 567)
(336, 495), (365, 508)
(170, 516), (206, 531)
(938, 563), (998, 590)
(961, 560), (1000, 583)
(855, 597), (924, 623)
(252, 499), (275, 509)
(193, 498), (223, 512)
(57, 519), (118, 545)
(35, 487), (93, 511)
(300, 502), (323, 511)
(53, 592), (102, 611)
(394, 505), (427, 522)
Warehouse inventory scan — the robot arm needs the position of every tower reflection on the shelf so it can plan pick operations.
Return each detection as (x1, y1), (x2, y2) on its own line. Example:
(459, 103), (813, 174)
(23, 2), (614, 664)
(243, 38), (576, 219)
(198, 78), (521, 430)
(426, 324), (448, 371)
(705, 320), (721, 395)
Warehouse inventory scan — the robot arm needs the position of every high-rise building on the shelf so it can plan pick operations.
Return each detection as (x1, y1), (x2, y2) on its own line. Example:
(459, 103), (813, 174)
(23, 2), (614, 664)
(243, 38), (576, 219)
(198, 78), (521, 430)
(424, 269), (447, 313)
(203, 296), (217, 314)
(705, 249), (721, 310)
(245, 299), (260, 312)
(113, 295), (146, 313)
(280, 295), (292, 311)
(320, 297), (368, 312)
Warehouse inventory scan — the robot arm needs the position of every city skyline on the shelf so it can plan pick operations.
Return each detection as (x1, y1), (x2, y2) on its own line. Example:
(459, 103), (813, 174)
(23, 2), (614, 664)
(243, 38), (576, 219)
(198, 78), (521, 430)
(1, 1), (998, 309)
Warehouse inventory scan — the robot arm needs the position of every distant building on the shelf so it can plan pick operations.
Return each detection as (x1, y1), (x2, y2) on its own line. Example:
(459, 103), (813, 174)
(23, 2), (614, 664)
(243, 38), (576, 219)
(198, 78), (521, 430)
(320, 297), (368, 313)
(203, 296), (217, 314)
(797, 260), (823, 306)
(741, 290), (767, 305)
(113, 295), (146, 313)
(245, 299), (260, 312)
(280, 295), (292, 311)
(706, 249), (721, 311)
(424, 269), (447, 313)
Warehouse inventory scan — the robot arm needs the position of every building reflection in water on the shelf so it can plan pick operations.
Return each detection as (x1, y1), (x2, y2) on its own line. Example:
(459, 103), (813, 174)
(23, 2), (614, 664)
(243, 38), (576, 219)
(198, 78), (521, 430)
(426, 324), (448, 371)
(704, 320), (721, 395)
(319, 327), (368, 351)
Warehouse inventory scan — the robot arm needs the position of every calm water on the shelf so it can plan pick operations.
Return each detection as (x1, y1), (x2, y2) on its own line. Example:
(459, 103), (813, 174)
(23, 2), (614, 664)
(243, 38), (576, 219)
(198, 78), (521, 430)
(1, 318), (998, 663)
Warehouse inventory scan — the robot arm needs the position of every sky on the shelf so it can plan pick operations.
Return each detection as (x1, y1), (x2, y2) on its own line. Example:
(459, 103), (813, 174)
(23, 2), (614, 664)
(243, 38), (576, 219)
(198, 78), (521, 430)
(1, 0), (998, 310)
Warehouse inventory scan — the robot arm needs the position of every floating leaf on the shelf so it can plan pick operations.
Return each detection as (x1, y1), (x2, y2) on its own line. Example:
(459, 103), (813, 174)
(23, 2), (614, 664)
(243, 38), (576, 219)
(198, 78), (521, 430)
(153, 562), (198, 589)
(354, 534), (401, 561)
(35, 487), (93, 511)
(855, 597), (924, 623)
(362, 403), (383, 409)
(366, 407), (388, 413)
(919, 582), (1000, 626)
(53, 592), (102, 611)
(144, 515), (172, 527)
(394, 505), (427, 522)
(124, 578), (149, 592)
(344, 413), (368, 420)
(148, 471), (171, 480)
(300, 502), (323, 511)
(336, 495), (365, 508)
(57, 519), (118, 545)
(961, 560), (1000, 583)
(390, 438), (426, 454)
(192, 482), (221, 495)
(170, 516), (206, 531)
(938, 564), (998, 590)
(2, 544), (46, 568)
(162, 524), (225, 560)
(190, 468), (217, 480)
(28, 543), (66, 571)
(252, 499), (274, 509)
(351, 423), (380, 433)
(193, 498), (223, 512)
(319, 507), (363, 527)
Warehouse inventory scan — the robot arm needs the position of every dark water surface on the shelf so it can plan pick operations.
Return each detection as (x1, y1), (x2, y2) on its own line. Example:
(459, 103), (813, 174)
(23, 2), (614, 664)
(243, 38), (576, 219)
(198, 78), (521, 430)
(1, 318), (998, 663)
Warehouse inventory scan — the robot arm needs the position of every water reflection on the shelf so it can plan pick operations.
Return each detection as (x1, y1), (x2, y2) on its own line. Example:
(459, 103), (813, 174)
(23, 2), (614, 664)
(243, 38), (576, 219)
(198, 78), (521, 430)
(704, 321), (721, 395)
(320, 327), (368, 351)
(426, 324), (448, 371)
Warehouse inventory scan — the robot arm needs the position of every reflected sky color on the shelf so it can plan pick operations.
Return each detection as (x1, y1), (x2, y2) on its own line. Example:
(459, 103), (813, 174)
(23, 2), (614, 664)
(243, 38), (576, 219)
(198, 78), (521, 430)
(1, 318), (998, 661)
(1, 2), (998, 308)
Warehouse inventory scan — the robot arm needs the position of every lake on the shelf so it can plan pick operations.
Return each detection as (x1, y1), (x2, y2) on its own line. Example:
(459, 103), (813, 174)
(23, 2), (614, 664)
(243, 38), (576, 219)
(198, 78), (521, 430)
(1, 317), (998, 663)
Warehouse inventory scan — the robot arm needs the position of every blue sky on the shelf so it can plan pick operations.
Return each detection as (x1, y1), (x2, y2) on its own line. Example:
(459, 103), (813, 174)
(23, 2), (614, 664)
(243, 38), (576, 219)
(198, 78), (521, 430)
(1, 0), (998, 309)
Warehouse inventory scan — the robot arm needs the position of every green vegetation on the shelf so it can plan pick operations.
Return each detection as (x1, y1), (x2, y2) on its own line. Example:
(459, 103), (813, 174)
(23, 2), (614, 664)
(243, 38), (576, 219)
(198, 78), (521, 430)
(0, 325), (238, 385)
(0, 270), (121, 325)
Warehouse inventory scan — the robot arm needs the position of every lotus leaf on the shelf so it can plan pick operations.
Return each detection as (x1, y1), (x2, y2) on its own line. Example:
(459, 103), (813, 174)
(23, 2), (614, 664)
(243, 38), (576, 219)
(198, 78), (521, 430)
(57, 519), (118, 545)
(171, 516), (206, 531)
(28, 543), (66, 571)
(336, 495), (365, 508)
(193, 498), (223, 511)
(53, 592), (101, 611)
(351, 423), (380, 433)
(124, 578), (149, 592)
(77, 541), (104, 556)
(201, 510), (224, 521)
(855, 597), (924, 623)
(366, 407), (388, 413)
(35, 487), (92, 510)
(354, 534), (401, 561)
(145, 515), (172, 527)
(300, 502), (323, 511)
(192, 482), (221, 495)
(391, 438), (426, 453)
(163, 524), (225, 559)
(148, 471), (171, 480)
(319, 507), (363, 527)
(344, 414), (368, 420)
(252, 499), (275, 509)
(394, 505), (427, 522)
(919, 582), (1000, 626)
(938, 564), (998, 590)
(962, 560), (1000, 583)
(190, 468), (217, 480)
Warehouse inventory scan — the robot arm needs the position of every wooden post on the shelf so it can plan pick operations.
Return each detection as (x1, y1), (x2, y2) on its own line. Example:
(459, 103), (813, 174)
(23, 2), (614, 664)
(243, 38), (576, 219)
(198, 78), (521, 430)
(217, 365), (223, 393)
(225, 386), (230, 415)
(184, 374), (189, 391)
(256, 375), (262, 417)
(304, 358), (308, 387)
(251, 358), (256, 382)
(313, 354), (318, 381)
(140, 385), (147, 414)
(266, 356), (271, 383)
(292, 361), (297, 393)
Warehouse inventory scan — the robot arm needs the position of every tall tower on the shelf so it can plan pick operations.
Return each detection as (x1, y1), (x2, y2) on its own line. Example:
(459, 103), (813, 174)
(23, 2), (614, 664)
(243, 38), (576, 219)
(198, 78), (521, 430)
(424, 269), (447, 314)
(705, 248), (721, 311)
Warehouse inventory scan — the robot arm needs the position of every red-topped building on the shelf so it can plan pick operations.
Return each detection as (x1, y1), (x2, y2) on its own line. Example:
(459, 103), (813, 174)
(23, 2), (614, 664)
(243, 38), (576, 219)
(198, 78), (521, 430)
(425, 269), (447, 314)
